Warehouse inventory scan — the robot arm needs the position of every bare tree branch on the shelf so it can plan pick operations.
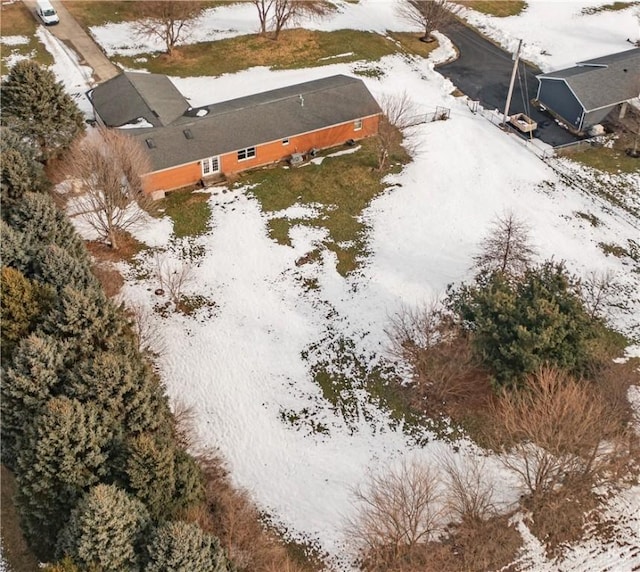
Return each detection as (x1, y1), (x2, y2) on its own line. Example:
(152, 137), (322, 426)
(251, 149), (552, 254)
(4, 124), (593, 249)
(376, 91), (419, 171)
(397, 0), (459, 43)
(346, 460), (444, 568)
(270, 0), (330, 40)
(473, 211), (537, 278)
(65, 128), (152, 250)
(133, 1), (205, 55)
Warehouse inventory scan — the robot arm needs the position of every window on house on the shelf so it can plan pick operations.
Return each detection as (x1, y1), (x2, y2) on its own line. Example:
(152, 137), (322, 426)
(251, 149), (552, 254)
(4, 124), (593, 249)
(282, 138), (289, 146)
(237, 147), (256, 161)
(201, 156), (220, 176)
(354, 119), (363, 131)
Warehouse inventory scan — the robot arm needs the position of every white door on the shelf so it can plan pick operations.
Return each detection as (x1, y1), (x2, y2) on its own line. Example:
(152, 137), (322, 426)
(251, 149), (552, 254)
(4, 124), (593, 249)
(201, 156), (220, 176)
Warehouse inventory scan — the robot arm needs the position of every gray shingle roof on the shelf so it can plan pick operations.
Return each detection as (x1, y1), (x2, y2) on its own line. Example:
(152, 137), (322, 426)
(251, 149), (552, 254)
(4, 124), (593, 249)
(88, 72), (189, 127)
(126, 75), (382, 172)
(537, 48), (640, 111)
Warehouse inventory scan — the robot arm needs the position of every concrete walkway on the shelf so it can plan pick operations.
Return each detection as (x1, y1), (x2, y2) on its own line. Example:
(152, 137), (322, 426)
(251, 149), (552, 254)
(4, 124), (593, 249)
(23, 0), (119, 83)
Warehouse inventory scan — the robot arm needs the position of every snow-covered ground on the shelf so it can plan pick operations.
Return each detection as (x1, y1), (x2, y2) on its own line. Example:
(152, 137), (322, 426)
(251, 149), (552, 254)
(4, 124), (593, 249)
(28, 2), (640, 569)
(89, 0), (639, 72)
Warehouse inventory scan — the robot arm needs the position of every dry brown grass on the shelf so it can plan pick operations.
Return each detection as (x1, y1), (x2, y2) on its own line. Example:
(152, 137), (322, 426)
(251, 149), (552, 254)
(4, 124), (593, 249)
(86, 230), (145, 262)
(523, 488), (600, 558)
(90, 262), (124, 298)
(456, 1), (526, 17)
(184, 453), (318, 572)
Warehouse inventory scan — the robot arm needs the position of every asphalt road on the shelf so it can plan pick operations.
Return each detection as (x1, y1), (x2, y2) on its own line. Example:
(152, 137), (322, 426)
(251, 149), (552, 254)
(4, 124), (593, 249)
(438, 22), (581, 147)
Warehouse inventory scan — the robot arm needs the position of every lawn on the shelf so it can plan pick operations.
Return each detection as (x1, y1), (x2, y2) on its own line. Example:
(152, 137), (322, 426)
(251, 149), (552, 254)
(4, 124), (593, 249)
(581, 1), (639, 15)
(62, 0), (224, 28)
(0, 1), (53, 76)
(113, 29), (399, 77)
(567, 146), (640, 175)
(243, 137), (409, 277)
(158, 190), (212, 238)
(457, 1), (527, 17)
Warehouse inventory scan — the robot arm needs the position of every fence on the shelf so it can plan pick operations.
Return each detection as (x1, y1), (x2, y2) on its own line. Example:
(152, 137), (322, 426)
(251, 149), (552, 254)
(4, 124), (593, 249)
(406, 106), (451, 126)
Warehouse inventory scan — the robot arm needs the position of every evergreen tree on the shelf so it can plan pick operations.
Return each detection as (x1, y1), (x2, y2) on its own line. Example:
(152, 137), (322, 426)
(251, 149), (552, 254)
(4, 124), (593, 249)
(37, 244), (98, 293)
(172, 448), (205, 513)
(125, 433), (176, 520)
(15, 397), (113, 560)
(66, 346), (171, 437)
(0, 127), (49, 212)
(1, 334), (67, 468)
(449, 261), (598, 387)
(41, 285), (129, 357)
(0, 60), (84, 161)
(57, 484), (149, 572)
(146, 521), (232, 572)
(0, 220), (31, 273)
(0, 267), (52, 359)
(4, 192), (86, 264)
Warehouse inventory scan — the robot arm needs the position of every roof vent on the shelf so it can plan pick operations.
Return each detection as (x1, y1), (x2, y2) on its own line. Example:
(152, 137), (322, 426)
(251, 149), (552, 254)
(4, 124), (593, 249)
(299, 94), (304, 107)
(183, 129), (193, 139)
(145, 138), (156, 149)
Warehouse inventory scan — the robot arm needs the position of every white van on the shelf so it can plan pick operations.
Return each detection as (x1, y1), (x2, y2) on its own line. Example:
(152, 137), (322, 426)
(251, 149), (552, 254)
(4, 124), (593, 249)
(36, 0), (59, 25)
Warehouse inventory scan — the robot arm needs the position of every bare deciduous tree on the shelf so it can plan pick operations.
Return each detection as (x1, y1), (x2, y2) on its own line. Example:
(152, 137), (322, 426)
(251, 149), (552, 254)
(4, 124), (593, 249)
(66, 128), (152, 250)
(128, 303), (167, 358)
(438, 452), (498, 522)
(376, 91), (419, 171)
(134, 1), (205, 55)
(580, 269), (616, 320)
(270, 0), (330, 40)
(154, 252), (194, 306)
(347, 460), (444, 568)
(491, 367), (626, 496)
(387, 302), (480, 408)
(473, 211), (537, 278)
(252, 0), (275, 35)
(397, 0), (459, 43)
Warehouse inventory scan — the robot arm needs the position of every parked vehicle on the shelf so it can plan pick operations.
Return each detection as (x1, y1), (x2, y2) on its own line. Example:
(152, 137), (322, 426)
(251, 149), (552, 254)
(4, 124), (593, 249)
(36, 0), (59, 25)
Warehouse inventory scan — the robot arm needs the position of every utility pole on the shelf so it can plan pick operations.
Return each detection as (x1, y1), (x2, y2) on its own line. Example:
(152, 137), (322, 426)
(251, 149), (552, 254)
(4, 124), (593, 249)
(503, 39), (523, 128)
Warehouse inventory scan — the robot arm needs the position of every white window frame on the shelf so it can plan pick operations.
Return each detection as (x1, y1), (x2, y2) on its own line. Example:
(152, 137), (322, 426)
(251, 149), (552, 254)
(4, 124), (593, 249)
(237, 147), (256, 161)
(201, 156), (220, 176)
(282, 138), (290, 146)
(354, 119), (363, 131)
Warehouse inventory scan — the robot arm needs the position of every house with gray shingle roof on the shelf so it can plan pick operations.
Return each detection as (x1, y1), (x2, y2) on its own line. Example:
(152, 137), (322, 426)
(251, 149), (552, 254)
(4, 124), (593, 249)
(535, 48), (640, 133)
(87, 73), (382, 195)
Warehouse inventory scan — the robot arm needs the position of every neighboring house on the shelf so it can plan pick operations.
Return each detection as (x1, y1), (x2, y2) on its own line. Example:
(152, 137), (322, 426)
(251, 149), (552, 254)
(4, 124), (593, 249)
(88, 73), (382, 195)
(535, 47), (640, 134)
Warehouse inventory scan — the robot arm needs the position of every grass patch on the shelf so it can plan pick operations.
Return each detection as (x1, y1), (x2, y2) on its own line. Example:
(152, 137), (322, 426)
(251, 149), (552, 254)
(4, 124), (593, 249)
(598, 241), (630, 259)
(568, 146), (640, 175)
(86, 230), (146, 263)
(1, 465), (41, 572)
(244, 138), (408, 276)
(575, 211), (600, 227)
(0, 1), (54, 75)
(63, 0), (224, 28)
(582, 1), (639, 15)
(159, 190), (212, 238)
(387, 31), (440, 58)
(114, 29), (398, 77)
(457, 0), (527, 16)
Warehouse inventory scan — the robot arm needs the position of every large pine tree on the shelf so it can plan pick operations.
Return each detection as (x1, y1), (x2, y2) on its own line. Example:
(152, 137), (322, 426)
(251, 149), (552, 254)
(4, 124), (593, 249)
(15, 397), (113, 559)
(56, 484), (149, 572)
(0, 127), (50, 212)
(0, 60), (84, 161)
(146, 521), (232, 572)
(0, 334), (65, 468)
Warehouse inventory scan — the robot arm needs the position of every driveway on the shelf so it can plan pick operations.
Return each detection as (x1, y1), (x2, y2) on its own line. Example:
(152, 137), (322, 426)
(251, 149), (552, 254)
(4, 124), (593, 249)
(438, 21), (581, 147)
(22, 0), (119, 83)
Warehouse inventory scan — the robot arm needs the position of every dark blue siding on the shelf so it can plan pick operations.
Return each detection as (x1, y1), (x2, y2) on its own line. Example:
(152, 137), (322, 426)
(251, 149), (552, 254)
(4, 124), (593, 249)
(538, 79), (583, 129)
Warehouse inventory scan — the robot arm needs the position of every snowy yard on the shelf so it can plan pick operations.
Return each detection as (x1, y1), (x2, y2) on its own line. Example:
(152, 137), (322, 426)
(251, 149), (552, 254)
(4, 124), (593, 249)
(21, 1), (640, 570)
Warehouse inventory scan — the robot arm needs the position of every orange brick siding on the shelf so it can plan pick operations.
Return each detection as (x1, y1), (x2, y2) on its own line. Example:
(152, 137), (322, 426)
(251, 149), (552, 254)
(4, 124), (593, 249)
(142, 115), (380, 194)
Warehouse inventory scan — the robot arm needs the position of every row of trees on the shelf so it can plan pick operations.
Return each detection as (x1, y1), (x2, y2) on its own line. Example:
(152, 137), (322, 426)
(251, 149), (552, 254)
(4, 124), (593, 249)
(131, 0), (458, 55)
(1, 61), (233, 570)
